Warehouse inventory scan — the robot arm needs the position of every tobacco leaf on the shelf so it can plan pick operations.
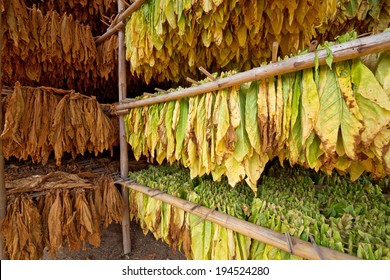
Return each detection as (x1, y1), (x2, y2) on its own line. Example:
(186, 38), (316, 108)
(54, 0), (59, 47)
(48, 190), (63, 258)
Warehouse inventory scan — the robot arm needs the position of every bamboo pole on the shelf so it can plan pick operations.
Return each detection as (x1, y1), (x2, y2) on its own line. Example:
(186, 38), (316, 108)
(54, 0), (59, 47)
(122, 182), (359, 260)
(95, 0), (146, 44)
(0, 6), (7, 260)
(115, 31), (390, 111)
(118, 0), (131, 256)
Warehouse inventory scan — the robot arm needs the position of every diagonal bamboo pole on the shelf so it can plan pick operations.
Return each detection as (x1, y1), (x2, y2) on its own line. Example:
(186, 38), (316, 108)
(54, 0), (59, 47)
(122, 182), (359, 260)
(115, 31), (390, 112)
(0, 4), (8, 260)
(95, 0), (146, 44)
(118, 0), (131, 256)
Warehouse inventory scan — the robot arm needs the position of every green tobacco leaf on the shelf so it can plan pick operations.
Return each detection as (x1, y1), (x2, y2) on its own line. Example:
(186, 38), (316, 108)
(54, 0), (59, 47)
(235, 233), (251, 260)
(325, 44), (333, 69)
(233, 85), (251, 162)
(175, 98), (189, 160)
(301, 68), (320, 146)
(165, 101), (176, 163)
(288, 71), (303, 164)
(375, 51), (390, 96)
(315, 65), (362, 160)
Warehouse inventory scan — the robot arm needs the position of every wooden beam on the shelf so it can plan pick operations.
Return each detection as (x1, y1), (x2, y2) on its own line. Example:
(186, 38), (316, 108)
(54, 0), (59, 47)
(95, 0), (146, 45)
(117, 0), (131, 256)
(122, 182), (359, 260)
(115, 31), (390, 111)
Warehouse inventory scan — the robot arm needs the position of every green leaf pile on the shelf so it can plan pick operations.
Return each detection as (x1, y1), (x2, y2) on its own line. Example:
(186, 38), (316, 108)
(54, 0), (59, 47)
(128, 163), (390, 260)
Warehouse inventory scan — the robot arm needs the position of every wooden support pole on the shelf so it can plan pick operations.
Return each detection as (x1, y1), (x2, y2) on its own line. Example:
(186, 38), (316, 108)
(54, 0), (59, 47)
(123, 182), (359, 260)
(115, 31), (390, 111)
(0, 6), (7, 260)
(95, 0), (146, 44)
(117, 0), (131, 256)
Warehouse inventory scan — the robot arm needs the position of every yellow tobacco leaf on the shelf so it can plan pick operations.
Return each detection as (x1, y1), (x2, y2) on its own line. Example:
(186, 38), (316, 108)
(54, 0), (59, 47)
(315, 66), (362, 160)
(352, 59), (390, 146)
(301, 68), (320, 146)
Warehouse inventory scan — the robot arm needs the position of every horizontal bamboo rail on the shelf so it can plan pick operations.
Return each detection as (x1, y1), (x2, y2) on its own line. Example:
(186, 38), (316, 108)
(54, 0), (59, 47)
(95, 0), (146, 44)
(115, 31), (390, 112)
(118, 180), (360, 260)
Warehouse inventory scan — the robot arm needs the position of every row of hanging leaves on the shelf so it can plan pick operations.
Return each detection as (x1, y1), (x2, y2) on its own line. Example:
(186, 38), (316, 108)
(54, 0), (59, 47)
(1, 173), (123, 260)
(24, 0), (117, 34)
(1, 0), (118, 96)
(125, 0), (390, 84)
(125, 35), (390, 193)
(1, 83), (118, 166)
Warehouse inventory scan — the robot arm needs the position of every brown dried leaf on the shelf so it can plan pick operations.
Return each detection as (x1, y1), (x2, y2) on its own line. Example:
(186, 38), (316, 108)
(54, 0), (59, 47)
(101, 176), (123, 228)
(48, 190), (63, 258)
(87, 191), (101, 247)
(62, 190), (81, 251)
(74, 189), (93, 250)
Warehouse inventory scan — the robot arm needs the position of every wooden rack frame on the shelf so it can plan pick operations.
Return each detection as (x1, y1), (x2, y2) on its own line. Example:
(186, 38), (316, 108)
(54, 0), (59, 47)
(112, 29), (390, 259)
(114, 31), (390, 113)
(117, 0), (131, 255)
(95, 0), (146, 44)
(116, 180), (359, 260)
(107, 2), (390, 257)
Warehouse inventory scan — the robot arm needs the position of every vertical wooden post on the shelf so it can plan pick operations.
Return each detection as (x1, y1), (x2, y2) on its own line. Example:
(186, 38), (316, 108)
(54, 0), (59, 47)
(0, 5), (8, 260)
(118, 0), (131, 255)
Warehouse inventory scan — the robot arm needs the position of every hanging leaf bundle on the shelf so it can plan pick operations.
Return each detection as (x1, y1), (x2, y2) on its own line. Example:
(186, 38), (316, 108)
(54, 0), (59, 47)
(1, 0), (117, 94)
(1, 173), (124, 259)
(128, 163), (390, 260)
(125, 42), (390, 192)
(97, 34), (118, 82)
(125, 0), (390, 84)
(24, 0), (117, 33)
(1, 83), (118, 166)
(1, 196), (44, 260)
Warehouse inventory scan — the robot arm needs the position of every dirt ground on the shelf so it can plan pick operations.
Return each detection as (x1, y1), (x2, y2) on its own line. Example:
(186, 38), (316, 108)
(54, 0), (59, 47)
(4, 153), (186, 260)
(43, 221), (186, 260)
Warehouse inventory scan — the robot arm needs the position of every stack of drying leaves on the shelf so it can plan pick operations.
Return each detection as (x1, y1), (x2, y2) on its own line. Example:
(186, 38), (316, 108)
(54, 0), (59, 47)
(1, 83), (117, 166)
(125, 0), (390, 84)
(1, 1), (100, 92)
(128, 164), (390, 260)
(125, 41), (390, 193)
(25, 0), (117, 32)
(1, 172), (123, 260)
